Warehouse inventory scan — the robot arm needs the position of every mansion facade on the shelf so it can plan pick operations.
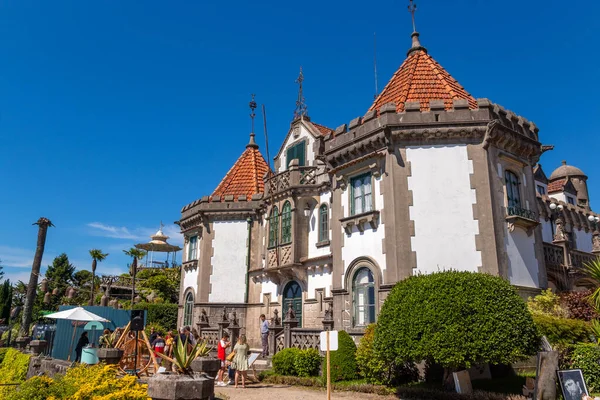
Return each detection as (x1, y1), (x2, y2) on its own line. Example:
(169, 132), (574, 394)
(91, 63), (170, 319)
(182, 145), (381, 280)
(176, 31), (599, 347)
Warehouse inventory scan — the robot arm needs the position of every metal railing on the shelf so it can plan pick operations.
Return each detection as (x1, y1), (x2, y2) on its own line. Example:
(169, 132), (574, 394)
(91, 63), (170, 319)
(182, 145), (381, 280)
(507, 206), (537, 221)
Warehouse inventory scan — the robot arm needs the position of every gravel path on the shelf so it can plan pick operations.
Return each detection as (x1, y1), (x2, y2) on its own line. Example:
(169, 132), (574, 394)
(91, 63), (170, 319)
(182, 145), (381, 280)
(215, 383), (397, 400)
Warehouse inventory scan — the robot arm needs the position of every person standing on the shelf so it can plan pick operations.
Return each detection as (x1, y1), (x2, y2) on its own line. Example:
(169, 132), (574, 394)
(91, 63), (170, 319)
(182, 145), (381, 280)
(151, 332), (166, 365)
(216, 332), (231, 387)
(149, 327), (158, 344)
(260, 314), (269, 358)
(74, 332), (89, 363)
(232, 335), (250, 388)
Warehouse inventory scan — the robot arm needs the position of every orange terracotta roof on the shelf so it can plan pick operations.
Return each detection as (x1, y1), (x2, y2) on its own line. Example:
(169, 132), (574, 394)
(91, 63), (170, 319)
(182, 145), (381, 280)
(311, 122), (334, 136)
(548, 179), (567, 193)
(369, 48), (477, 113)
(211, 145), (270, 201)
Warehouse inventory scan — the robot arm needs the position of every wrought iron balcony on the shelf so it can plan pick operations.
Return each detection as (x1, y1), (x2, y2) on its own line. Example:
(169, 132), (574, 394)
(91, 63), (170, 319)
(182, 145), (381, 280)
(507, 206), (537, 221)
(506, 206), (538, 234)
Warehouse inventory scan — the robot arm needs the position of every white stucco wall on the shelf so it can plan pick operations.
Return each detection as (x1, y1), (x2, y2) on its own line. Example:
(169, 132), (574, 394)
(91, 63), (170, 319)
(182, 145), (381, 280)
(506, 228), (540, 288)
(276, 124), (316, 172)
(575, 228), (593, 253)
(308, 191), (331, 259)
(540, 219), (554, 243)
(549, 192), (567, 203)
(260, 280), (278, 303)
(407, 145), (481, 274)
(340, 176), (386, 287)
(209, 220), (248, 303)
(307, 270), (332, 299)
(183, 266), (199, 298)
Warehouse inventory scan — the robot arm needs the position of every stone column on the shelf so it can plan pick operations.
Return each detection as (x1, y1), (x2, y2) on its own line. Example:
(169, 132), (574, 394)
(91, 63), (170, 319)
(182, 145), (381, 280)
(268, 309), (283, 355)
(227, 310), (240, 345)
(283, 304), (298, 349)
(217, 307), (229, 341)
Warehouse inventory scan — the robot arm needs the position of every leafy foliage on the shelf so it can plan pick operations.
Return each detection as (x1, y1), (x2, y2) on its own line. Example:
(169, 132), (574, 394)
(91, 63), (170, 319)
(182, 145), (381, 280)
(0, 280), (13, 323)
(560, 290), (599, 321)
(5, 376), (53, 400)
(566, 343), (600, 393)
(44, 254), (76, 311)
(0, 348), (31, 398)
(136, 268), (180, 303)
(532, 313), (592, 346)
(322, 330), (358, 382)
(294, 348), (321, 377)
(374, 271), (539, 370)
(527, 289), (568, 318)
(272, 348), (301, 376)
(172, 337), (212, 374)
(581, 258), (600, 309)
(133, 302), (178, 329)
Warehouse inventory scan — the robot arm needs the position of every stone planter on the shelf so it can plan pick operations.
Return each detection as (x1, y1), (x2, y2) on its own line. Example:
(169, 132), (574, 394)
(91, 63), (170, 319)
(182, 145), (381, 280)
(148, 372), (214, 400)
(29, 339), (47, 354)
(96, 348), (124, 365)
(191, 357), (221, 378)
(15, 336), (31, 349)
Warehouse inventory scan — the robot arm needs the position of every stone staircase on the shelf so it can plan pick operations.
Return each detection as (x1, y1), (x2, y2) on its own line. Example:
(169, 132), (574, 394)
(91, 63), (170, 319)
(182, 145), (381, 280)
(250, 348), (272, 373)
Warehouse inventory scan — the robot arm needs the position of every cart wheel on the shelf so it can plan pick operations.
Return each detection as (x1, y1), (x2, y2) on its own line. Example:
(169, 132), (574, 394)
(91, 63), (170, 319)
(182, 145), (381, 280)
(118, 337), (152, 375)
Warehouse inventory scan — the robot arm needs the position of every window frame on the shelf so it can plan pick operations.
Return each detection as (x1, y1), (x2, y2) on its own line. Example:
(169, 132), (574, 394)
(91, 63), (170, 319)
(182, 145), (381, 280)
(504, 170), (522, 209)
(352, 267), (376, 327)
(268, 206), (279, 248)
(183, 292), (194, 326)
(187, 235), (198, 261)
(536, 185), (546, 196)
(567, 196), (575, 205)
(281, 201), (292, 244)
(286, 141), (306, 169)
(350, 172), (373, 216)
(318, 204), (329, 242)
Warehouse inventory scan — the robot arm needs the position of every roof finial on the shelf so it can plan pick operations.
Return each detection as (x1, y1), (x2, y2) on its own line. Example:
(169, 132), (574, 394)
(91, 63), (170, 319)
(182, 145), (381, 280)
(408, 0), (417, 33)
(247, 94), (258, 149)
(294, 67), (308, 120)
(406, 0), (426, 55)
(562, 160), (567, 166)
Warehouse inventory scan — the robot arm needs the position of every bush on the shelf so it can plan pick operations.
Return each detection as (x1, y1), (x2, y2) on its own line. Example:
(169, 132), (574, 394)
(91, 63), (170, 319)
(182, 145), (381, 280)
(6, 376), (53, 400)
(294, 348), (321, 377)
(527, 288), (568, 318)
(560, 290), (599, 321)
(272, 348), (301, 376)
(567, 343), (600, 393)
(374, 272), (539, 373)
(322, 331), (357, 382)
(133, 302), (178, 330)
(532, 313), (592, 346)
(0, 348), (31, 398)
(0, 347), (8, 364)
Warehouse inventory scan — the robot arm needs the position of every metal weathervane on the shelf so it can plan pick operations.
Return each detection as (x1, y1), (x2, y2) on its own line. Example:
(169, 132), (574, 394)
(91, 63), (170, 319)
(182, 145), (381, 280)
(249, 93), (257, 133)
(408, 0), (417, 32)
(294, 67), (307, 119)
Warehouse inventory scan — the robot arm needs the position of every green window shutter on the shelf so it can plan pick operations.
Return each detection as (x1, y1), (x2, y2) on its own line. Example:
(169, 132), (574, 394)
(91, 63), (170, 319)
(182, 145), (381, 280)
(286, 146), (295, 170)
(286, 142), (306, 169)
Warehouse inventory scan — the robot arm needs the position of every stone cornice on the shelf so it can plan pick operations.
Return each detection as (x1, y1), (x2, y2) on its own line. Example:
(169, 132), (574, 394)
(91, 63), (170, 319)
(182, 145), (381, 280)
(483, 119), (542, 164)
(537, 195), (599, 232)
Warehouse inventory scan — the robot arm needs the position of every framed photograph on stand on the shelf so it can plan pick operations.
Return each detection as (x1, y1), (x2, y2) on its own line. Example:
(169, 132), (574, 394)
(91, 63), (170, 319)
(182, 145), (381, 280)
(557, 369), (588, 400)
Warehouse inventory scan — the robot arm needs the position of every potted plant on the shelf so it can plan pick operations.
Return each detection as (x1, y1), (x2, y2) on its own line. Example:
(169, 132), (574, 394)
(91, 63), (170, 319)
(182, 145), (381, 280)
(147, 338), (215, 400)
(96, 330), (124, 365)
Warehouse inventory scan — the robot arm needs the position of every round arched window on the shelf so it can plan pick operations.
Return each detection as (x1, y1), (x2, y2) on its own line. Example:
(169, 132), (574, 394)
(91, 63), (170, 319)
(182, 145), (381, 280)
(183, 292), (194, 326)
(353, 267), (375, 326)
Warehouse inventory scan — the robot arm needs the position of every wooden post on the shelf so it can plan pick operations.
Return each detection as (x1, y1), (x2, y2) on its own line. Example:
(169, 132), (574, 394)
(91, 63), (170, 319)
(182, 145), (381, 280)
(141, 330), (159, 373)
(67, 324), (77, 361)
(326, 330), (331, 400)
(115, 321), (131, 349)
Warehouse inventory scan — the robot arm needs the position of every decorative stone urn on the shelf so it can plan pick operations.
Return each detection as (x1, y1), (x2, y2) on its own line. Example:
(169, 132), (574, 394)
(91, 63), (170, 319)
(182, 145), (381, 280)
(96, 348), (124, 365)
(147, 372), (214, 400)
(29, 339), (47, 354)
(15, 336), (31, 349)
(190, 357), (221, 379)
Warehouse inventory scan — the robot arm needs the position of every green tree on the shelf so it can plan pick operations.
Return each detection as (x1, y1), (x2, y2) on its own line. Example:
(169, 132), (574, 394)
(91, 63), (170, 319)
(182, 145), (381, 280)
(20, 217), (53, 338)
(137, 268), (180, 303)
(43, 254), (76, 311)
(0, 259), (4, 282)
(374, 271), (539, 385)
(72, 270), (93, 289)
(0, 280), (12, 324)
(88, 249), (108, 306)
(123, 248), (146, 308)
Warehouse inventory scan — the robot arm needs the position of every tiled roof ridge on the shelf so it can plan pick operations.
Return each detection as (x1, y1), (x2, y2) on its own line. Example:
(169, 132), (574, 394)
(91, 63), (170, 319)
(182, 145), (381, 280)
(310, 121), (334, 135)
(211, 146), (270, 202)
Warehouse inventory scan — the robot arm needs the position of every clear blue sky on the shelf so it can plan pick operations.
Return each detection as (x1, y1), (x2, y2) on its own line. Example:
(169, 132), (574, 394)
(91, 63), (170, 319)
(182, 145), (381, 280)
(1, 0), (599, 283)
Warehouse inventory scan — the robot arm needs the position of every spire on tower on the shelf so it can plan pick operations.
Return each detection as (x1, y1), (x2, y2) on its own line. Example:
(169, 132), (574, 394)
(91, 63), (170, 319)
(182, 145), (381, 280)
(247, 94), (258, 149)
(294, 67), (308, 119)
(407, 0), (426, 55)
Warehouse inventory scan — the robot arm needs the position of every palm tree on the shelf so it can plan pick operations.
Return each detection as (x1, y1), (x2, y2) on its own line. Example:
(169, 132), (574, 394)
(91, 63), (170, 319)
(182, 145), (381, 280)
(19, 217), (54, 338)
(582, 258), (600, 309)
(123, 248), (146, 309)
(89, 249), (108, 306)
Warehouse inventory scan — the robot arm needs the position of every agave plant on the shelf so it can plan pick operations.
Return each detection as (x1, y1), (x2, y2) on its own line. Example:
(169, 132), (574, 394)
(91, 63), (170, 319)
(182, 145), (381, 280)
(581, 258), (600, 309)
(172, 337), (212, 375)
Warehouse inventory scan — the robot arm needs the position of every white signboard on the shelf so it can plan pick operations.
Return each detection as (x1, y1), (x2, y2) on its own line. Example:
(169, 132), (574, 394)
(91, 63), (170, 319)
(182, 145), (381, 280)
(320, 330), (338, 352)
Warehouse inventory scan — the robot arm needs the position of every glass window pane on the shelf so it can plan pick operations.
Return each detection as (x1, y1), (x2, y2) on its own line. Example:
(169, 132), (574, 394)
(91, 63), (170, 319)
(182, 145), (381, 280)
(319, 205), (328, 241)
(281, 202), (292, 243)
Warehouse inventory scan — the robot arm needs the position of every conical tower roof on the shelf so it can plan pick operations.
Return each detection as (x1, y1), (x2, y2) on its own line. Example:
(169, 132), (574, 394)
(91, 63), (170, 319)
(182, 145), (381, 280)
(211, 143), (270, 202)
(370, 32), (477, 113)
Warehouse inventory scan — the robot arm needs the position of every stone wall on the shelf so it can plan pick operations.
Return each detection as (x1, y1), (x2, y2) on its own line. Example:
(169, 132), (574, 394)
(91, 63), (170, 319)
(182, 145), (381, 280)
(27, 356), (71, 379)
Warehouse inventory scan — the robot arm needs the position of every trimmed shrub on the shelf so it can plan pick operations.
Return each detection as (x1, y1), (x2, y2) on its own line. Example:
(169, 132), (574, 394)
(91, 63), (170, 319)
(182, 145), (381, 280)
(567, 343), (600, 393)
(356, 324), (417, 385)
(133, 302), (178, 330)
(527, 288), (568, 318)
(374, 272), (539, 373)
(6, 376), (53, 400)
(294, 348), (321, 377)
(322, 330), (357, 382)
(0, 348), (31, 398)
(560, 290), (599, 321)
(272, 348), (301, 376)
(533, 313), (592, 346)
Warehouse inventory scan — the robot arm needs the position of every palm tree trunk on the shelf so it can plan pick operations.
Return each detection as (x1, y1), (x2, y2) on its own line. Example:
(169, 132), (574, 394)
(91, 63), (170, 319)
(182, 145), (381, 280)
(19, 218), (53, 338)
(90, 258), (97, 306)
(130, 257), (137, 310)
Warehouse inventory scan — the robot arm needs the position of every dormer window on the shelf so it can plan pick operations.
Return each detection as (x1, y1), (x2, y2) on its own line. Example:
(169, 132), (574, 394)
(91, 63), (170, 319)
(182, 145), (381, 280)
(567, 196), (575, 205)
(536, 185), (546, 195)
(286, 142), (305, 169)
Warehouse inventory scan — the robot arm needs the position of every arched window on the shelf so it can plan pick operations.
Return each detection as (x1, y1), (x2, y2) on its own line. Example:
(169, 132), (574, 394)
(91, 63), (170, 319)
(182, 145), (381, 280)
(504, 170), (521, 209)
(183, 292), (194, 326)
(281, 201), (292, 244)
(319, 204), (328, 242)
(268, 206), (279, 248)
(353, 267), (375, 326)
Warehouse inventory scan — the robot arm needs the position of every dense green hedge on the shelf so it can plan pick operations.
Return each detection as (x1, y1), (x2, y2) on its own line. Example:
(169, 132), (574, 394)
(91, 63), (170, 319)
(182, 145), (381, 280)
(133, 302), (178, 330)
(272, 348), (301, 376)
(294, 348), (321, 377)
(533, 313), (592, 346)
(374, 271), (539, 370)
(322, 331), (357, 382)
(567, 343), (600, 392)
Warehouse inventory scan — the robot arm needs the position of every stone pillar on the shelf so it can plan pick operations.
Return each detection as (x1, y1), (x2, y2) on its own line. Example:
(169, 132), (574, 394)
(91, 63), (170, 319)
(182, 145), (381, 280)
(217, 307), (229, 341)
(283, 304), (298, 349)
(227, 310), (240, 345)
(322, 303), (334, 331)
(268, 309), (283, 355)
